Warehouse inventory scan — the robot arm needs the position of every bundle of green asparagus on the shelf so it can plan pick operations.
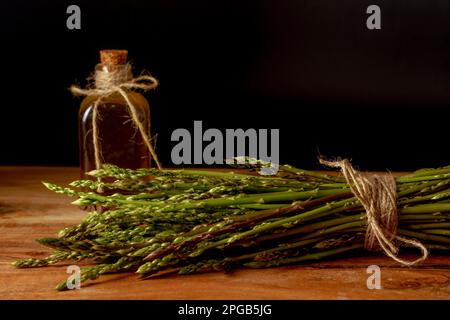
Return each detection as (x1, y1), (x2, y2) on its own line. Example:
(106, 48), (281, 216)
(14, 162), (450, 290)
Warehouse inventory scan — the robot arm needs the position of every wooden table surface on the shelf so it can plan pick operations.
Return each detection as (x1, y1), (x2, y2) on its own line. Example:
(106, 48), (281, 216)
(0, 166), (449, 300)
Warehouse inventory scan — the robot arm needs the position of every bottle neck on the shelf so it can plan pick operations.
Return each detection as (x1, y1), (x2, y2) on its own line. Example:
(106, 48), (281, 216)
(94, 63), (132, 89)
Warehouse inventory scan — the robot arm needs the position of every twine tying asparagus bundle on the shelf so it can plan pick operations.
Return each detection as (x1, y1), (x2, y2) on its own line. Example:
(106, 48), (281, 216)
(70, 62), (162, 170)
(320, 158), (428, 266)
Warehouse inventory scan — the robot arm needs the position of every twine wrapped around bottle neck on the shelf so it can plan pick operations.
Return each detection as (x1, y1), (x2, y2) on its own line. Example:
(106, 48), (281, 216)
(70, 63), (162, 171)
(319, 158), (428, 266)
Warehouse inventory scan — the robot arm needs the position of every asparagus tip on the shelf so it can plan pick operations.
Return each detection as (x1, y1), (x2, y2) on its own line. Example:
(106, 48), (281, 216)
(55, 280), (69, 291)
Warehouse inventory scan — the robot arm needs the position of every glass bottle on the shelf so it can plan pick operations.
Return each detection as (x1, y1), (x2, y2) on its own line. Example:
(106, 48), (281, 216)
(78, 50), (151, 179)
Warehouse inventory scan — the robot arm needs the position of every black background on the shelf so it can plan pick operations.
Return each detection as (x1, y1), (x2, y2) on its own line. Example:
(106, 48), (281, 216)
(0, 300), (446, 320)
(0, 0), (449, 170)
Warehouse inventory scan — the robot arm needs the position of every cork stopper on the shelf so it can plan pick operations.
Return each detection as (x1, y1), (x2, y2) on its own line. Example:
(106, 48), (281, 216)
(100, 50), (128, 67)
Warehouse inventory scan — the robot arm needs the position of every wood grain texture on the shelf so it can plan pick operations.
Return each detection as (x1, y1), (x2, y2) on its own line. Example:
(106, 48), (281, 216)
(0, 166), (449, 300)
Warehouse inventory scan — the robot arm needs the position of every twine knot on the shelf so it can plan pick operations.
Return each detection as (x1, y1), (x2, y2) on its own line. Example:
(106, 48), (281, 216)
(71, 63), (162, 171)
(319, 158), (428, 266)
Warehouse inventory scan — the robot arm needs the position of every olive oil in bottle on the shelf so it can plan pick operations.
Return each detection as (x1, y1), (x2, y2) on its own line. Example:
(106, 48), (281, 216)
(78, 50), (152, 179)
